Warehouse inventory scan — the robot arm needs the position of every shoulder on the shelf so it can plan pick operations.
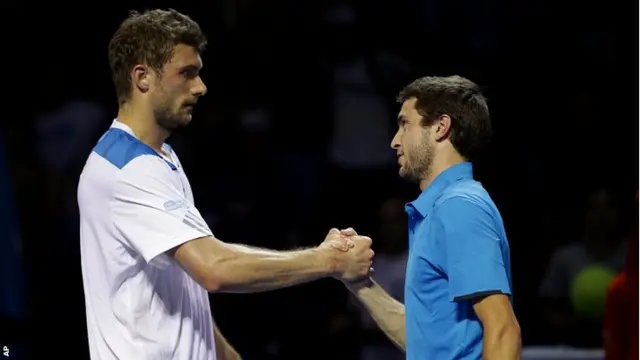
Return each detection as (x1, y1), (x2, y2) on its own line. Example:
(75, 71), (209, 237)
(79, 129), (169, 199)
(433, 180), (494, 219)
(110, 154), (187, 216)
(93, 128), (174, 172)
(116, 156), (177, 189)
(89, 128), (178, 185)
(429, 181), (504, 242)
(110, 151), (180, 202)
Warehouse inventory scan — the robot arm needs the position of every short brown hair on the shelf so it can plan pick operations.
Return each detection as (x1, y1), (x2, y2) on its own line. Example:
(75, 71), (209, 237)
(397, 75), (491, 160)
(108, 9), (207, 105)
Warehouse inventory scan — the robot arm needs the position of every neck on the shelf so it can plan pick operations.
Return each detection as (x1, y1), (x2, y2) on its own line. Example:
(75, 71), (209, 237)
(419, 151), (466, 191)
(117, 103), (169, 152)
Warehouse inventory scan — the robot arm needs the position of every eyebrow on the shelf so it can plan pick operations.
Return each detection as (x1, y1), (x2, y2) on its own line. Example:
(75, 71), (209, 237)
(180, 64), (201, 73)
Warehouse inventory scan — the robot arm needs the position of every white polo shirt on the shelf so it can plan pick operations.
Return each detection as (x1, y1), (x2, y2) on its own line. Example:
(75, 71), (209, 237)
(78, 120), (216, 360)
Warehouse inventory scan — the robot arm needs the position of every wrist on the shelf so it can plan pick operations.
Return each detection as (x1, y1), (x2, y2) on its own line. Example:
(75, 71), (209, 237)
(313, 247), (341, 277)
(344, 277), (373, 292)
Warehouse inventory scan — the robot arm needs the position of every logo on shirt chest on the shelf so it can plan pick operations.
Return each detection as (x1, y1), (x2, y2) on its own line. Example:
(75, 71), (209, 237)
(163, 200), (185, 211)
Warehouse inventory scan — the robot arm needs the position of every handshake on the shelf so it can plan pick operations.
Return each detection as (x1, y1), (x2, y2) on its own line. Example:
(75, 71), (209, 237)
(318, 228), (375, 283)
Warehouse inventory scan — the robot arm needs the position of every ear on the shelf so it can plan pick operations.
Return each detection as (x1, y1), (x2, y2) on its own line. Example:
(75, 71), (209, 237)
(131, 65), (153, 93)
(434, 114), (452, 141)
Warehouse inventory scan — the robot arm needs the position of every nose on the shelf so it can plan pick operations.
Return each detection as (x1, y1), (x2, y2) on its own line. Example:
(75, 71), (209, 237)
(390, 130), (401, 150)
(192, 76), (207, 97)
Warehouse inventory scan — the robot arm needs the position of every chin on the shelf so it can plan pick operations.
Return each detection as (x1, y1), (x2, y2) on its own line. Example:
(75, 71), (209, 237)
(398, 169), (419, 184)
(157, 115), (190, 131)
(174, 114), (193, 126)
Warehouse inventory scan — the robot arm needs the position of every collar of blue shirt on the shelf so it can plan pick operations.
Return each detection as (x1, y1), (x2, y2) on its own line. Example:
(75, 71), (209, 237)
(405, 161), (474, 218)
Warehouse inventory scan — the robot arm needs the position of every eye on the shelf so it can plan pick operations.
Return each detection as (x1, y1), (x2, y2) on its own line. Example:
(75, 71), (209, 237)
(181, 67), (200, 79)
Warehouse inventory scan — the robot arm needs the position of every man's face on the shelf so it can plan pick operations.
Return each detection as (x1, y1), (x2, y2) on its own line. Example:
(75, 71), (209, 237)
(150, 44), (207, 130)
(390, 98), (435, 183)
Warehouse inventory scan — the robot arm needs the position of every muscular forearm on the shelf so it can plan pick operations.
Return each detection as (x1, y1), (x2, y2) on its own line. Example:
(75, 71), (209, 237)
(347, 279), (406, 351)
(212, 243), (334, 293)
(483, 323), (521, 360)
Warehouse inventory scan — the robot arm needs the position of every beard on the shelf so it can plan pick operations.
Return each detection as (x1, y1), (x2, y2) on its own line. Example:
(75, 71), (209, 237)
(399, 137), (434, 184)
(152, 90), (191, 131)
(154, 106), (184, 131)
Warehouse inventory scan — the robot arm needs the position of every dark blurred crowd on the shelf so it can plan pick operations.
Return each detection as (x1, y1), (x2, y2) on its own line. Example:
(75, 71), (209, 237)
(0, 0), (637, 359)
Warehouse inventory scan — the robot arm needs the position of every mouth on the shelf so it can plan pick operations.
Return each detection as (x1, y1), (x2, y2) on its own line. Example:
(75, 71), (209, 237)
(182, 105), (195, 118)
(183, 100), (197, 107)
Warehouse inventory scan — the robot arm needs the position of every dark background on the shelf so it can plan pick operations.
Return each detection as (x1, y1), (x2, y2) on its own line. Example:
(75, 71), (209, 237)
(0, 0), (637, 359)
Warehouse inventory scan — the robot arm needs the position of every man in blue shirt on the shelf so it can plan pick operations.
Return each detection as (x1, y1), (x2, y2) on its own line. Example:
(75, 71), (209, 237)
(343, 76), (521, 359)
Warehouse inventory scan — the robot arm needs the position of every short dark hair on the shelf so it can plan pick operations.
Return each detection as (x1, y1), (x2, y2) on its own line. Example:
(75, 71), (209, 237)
(108, 9), (207, 105)
(397, 75), (491, 160)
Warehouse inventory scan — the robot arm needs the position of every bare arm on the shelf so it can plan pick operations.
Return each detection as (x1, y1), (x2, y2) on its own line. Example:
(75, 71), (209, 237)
(171, 235), (337, 293)
(214, 322), (241, 360)
(472, 294), (521, 360)
(346, 278), (406, 351)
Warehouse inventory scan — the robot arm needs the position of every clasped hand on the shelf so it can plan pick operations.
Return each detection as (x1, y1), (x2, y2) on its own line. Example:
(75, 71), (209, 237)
(319, 228), (374, 282)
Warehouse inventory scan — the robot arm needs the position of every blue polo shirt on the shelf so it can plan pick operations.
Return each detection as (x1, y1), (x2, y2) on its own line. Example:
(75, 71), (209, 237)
(404, 162), (512, 360)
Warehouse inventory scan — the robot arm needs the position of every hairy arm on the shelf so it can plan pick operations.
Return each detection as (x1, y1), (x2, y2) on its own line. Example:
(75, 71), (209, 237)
(346, 279), (406, 351)
(473, 294), (521, 360)
(214, 322), (241, 360)
(111, 159), (345, 293)
(171, 235), (338, 293)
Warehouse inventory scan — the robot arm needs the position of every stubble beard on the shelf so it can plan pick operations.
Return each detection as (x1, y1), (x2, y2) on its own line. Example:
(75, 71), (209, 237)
(152, 91), (185, 132)
(399, 140), (434, 185)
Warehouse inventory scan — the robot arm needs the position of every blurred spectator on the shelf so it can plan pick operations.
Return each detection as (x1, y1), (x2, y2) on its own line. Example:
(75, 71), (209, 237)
(603, 192), (638, 360)
(538, 187), (627, 347)
(31, 99), (107, 358)
(35, 99), (107, 175)
(319, 3), (412, 234)
(211, 105), (274, 247)
(323, 3), (399, 173)
(34, 99), (108, 252)
(354, 197), (408, 360)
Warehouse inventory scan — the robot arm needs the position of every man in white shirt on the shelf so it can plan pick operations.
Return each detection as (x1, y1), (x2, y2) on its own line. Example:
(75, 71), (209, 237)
(78, 9), (374, 360)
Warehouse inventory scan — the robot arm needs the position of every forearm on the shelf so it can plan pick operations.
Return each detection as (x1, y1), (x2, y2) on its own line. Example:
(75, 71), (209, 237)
(214, 323), (240, 360)
(347, 279), (406, 351)
(482, 323), (521, 360)
(212, 243), (334, 293)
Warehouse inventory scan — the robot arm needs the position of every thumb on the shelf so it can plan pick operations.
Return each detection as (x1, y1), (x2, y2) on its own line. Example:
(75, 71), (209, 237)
(328, 228), (340, 235)
(340, 227), (358, 236)
(326, 240), (350, 252)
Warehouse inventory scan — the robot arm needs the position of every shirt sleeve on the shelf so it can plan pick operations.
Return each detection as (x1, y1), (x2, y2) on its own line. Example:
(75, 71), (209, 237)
(434, 196), (512, 302)
(111, 156), (213, 263)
